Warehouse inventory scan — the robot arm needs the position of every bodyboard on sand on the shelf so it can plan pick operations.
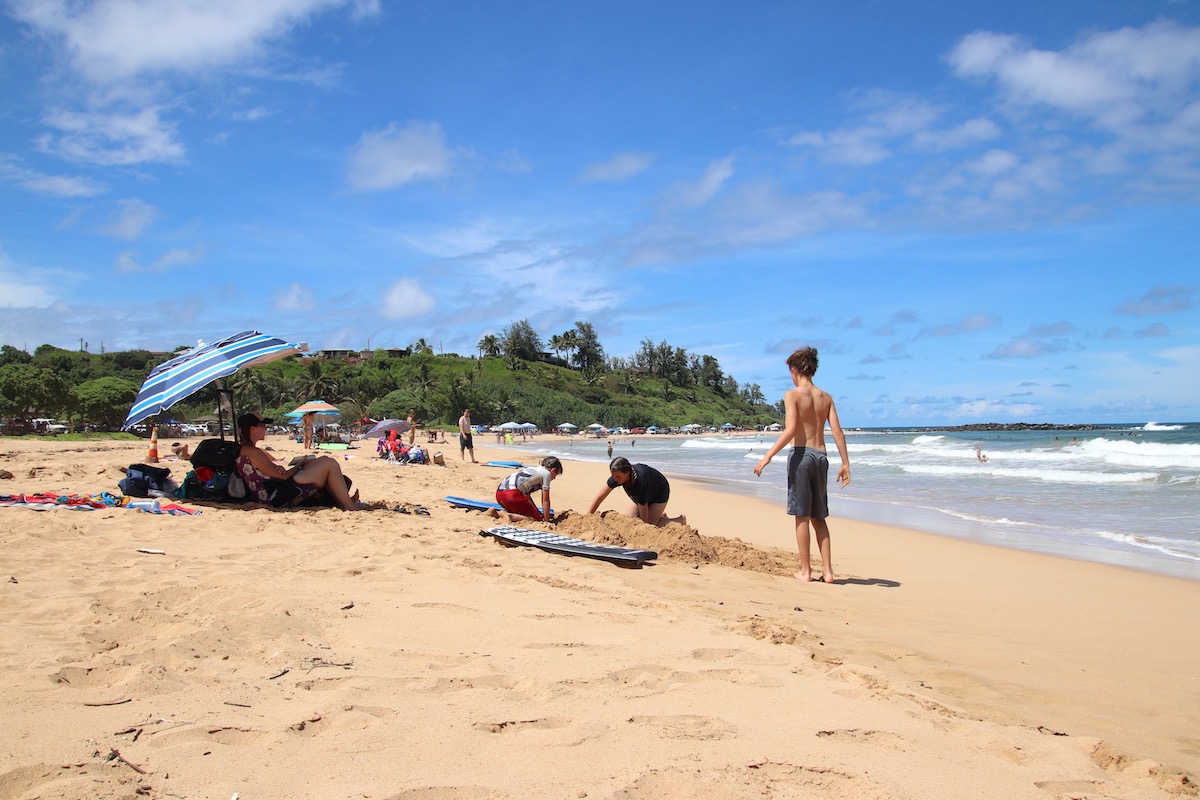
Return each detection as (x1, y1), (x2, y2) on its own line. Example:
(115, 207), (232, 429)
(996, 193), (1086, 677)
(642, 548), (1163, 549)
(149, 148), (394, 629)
(444, 495), (554, 516)
(484, 460), (524, 468)
(317, 442), (352, 450)
(482, 525), (657, 565)
(445, 495), (501, 511)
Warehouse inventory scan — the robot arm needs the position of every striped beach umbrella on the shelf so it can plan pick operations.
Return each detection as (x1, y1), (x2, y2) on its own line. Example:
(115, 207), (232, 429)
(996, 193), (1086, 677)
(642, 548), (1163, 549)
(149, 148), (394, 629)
(123, 331), (307, 430)
(289, 400), (340, 415)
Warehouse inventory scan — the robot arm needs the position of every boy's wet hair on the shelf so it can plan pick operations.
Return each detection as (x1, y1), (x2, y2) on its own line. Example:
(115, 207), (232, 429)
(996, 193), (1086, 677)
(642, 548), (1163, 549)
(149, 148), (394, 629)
(542, 456), (563, 473)
(786, 346), (819, 377)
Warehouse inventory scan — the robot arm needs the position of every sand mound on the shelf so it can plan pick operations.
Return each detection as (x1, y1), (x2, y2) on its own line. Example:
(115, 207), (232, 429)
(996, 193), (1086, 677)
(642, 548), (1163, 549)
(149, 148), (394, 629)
(554, 510), (803, 575)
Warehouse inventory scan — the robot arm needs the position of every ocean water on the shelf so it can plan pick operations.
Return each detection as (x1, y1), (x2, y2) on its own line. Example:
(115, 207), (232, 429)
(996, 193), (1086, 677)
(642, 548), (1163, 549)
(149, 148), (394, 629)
(500, 422), (1200, 582)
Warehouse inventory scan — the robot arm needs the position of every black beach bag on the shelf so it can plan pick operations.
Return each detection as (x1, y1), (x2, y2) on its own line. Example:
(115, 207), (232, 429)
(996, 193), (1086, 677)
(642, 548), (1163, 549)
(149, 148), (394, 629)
(190, 438), (241, 469)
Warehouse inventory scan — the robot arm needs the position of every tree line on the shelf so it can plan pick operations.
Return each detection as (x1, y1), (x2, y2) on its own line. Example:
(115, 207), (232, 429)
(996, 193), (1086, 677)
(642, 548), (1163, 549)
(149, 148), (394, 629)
(0, 322), (781, 434)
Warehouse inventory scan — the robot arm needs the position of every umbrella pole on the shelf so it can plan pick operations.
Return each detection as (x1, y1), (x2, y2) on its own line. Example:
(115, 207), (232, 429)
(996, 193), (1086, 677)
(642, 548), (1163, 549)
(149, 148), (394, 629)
(215, 383), (238, 442)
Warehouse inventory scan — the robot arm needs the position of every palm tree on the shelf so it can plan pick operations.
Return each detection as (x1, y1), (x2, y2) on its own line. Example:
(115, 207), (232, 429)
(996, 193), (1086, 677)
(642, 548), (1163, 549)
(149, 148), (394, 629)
(560, 329), (579, 367)
(548, 334), (565, 362)
(488, 390), (515, 421)
(410, 361), (436, 401)
(228, 368), (269, 410)
(619, 372), (641, 395)
(298, 360), (338, 402)
(412, 338), (434, 354)
(477, 335), (501, 357)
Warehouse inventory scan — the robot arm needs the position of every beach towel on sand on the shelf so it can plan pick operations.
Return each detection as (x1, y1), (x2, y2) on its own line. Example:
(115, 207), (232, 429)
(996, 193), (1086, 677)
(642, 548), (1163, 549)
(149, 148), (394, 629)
(0, 492), (200, 515)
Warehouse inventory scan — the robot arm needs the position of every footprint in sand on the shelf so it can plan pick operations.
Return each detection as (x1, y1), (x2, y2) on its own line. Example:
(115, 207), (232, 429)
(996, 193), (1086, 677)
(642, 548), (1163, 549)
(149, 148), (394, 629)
(627, 714), (736, 741)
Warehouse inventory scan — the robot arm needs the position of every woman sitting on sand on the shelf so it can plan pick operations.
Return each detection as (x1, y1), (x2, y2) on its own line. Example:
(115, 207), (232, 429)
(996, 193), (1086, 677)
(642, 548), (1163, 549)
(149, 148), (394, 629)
(235, 412), (368, 511)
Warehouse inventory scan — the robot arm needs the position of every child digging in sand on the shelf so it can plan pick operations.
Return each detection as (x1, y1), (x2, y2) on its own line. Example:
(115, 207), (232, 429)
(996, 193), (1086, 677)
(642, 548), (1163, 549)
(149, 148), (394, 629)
(489, 457), (562, 523)
(754, 347), (850, 583)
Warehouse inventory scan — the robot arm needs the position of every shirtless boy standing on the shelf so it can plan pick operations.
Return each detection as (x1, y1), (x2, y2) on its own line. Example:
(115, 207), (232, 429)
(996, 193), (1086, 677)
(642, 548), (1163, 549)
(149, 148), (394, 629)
(754, 347), (850, 584)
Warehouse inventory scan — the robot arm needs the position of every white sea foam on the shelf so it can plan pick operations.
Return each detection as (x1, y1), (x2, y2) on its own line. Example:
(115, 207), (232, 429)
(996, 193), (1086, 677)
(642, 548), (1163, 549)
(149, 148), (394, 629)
(897, 463), (1159, 484)
(1095, 530), (1200, 561)
(1076, 438), (1200, 469)
(1142, 421), (1185, 431)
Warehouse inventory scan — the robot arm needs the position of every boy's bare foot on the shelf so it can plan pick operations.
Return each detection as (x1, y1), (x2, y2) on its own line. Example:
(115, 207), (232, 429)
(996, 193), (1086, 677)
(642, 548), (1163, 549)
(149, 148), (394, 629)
(795, 571), (813, 582)
(485, 508), (501, 519)
(822, 572), (835, 584)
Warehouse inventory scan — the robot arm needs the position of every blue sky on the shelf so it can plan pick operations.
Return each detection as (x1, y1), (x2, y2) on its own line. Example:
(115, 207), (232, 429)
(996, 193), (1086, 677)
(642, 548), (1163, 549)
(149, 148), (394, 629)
(1, 0), (1198, 426)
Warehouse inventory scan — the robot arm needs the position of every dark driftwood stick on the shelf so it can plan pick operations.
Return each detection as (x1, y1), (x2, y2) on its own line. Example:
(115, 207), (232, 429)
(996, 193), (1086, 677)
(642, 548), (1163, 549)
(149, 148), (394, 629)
(106, 748), (147, 774)
(84, 698), (132, 707)
(268, 668), (289, 680)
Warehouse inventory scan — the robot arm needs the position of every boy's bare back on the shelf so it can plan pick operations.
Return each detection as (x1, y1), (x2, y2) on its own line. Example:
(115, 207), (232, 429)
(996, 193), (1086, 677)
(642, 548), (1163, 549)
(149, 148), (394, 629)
(786, 381), (835, 451)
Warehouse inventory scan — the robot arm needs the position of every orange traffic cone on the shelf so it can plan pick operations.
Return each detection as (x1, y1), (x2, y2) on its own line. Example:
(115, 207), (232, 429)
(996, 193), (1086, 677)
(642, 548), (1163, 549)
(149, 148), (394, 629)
(146, 425), (160, 463)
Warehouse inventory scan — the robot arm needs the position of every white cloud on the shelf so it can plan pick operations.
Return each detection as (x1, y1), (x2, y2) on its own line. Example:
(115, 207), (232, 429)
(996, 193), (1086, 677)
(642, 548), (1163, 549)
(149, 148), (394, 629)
(666, 156), (735, 209)
(38, 107), (185, 166)
(97, 198), (158, 240)
(115, 246), (204, 272)
(579, 152), (654, 183)
(9, 0), (362, 83)
(346, 121), (456, 191)
(0, 155), (106, 197)
(1134, 322), (1169, 337)
(1116, 285), (1195, 315)
(948, 21), (1200, 134)
(790, 92), (941, 165)
(273, 282), (316, 312)
(957, 399), (1040, 417)
(913, 117), (1001, 151)
(966, 149), (1019, 176)
(0, 247), (59, 307)
(923, 312), (1002, 336)
(986, 338), (1068, 358)
(231, 106), (271, 122)
(379, 277), (436, 319)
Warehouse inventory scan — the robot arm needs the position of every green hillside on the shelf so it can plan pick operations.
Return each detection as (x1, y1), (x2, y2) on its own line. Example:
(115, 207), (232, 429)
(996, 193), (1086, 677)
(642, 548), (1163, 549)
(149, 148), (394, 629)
(0, 328), (783, 432)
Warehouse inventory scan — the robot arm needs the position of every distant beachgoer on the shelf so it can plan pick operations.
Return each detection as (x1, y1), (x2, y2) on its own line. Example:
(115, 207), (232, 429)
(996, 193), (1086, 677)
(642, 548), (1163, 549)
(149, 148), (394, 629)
(753, 347), (850, 584)
(406, 409), (417, 446)
(975, 445), (988, 463)
(458, 409), (477, 462)
(588, 457), (685, 527)
(490, 457), (562, 523)
(302, 412), (315, 450)
(607, 440), (613, 458)
(170, 441), (190, 459)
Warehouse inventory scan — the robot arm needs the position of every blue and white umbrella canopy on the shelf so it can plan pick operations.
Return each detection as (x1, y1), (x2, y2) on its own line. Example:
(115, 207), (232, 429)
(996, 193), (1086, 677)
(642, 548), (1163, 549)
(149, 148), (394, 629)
(365, 419), (412, 437)
(123, 330), (307, 430)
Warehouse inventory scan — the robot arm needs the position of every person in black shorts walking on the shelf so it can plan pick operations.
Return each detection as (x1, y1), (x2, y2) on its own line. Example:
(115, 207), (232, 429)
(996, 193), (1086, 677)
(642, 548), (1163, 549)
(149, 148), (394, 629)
(588, 457), (686, 527)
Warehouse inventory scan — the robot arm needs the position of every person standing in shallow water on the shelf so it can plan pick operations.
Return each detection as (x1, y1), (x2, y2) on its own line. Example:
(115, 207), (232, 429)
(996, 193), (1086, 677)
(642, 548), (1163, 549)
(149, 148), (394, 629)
(754, 346), (850, 584)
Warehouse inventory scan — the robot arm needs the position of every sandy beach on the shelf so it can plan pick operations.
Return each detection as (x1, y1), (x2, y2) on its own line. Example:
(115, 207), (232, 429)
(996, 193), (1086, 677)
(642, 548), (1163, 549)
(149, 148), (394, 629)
(1, 433), (1197, 800)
